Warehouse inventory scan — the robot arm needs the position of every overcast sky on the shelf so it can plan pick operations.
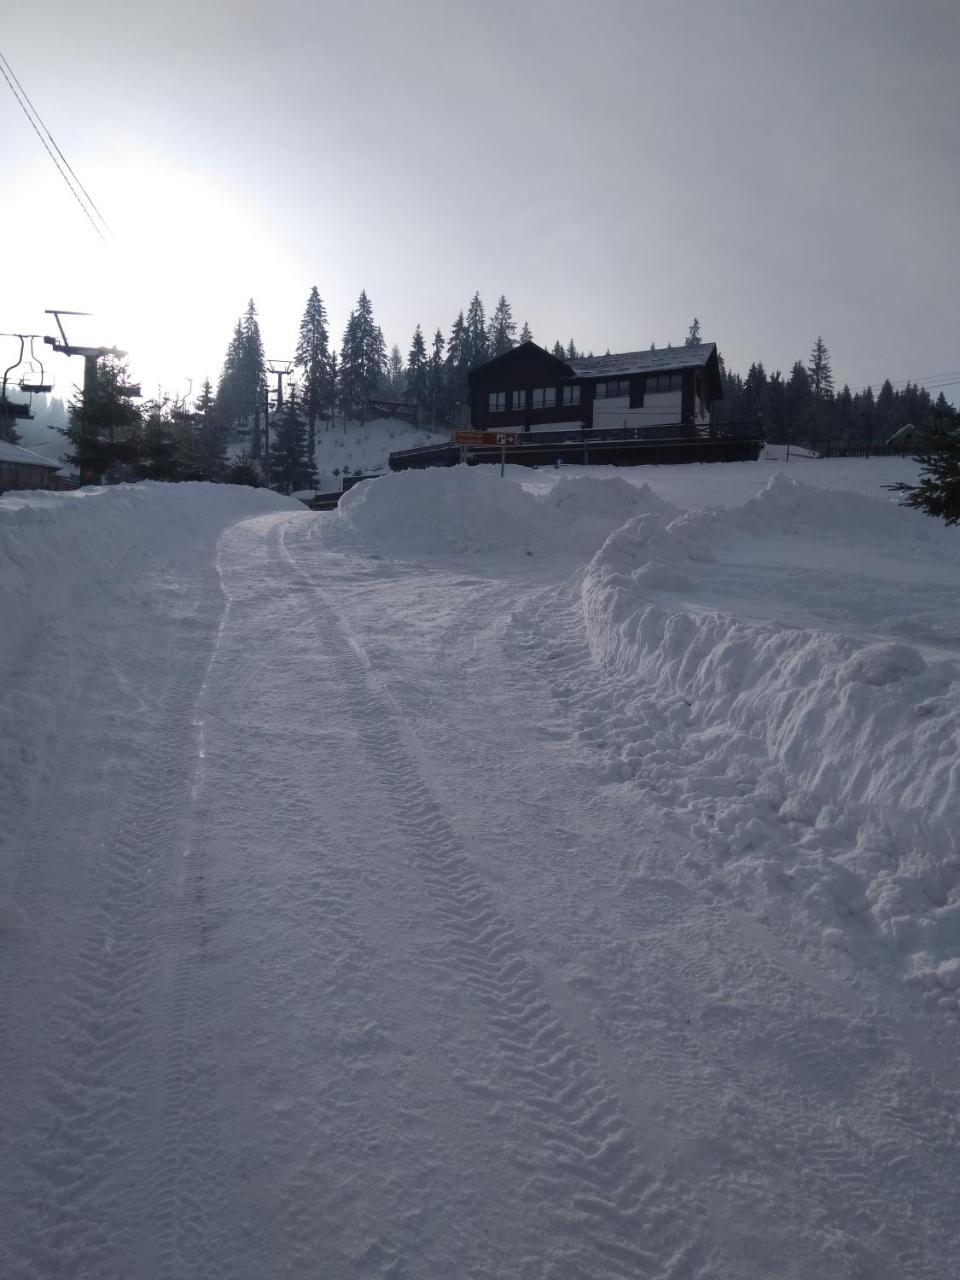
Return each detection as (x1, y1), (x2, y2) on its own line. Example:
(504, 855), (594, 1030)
(3, 0), (959, 403)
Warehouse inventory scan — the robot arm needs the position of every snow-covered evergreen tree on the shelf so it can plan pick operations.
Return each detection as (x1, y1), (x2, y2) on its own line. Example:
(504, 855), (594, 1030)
(685, 317), (702, 346)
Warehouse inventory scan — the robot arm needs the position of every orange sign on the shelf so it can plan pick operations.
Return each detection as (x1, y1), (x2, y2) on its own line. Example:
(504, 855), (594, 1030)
(454, 431), (518, 447)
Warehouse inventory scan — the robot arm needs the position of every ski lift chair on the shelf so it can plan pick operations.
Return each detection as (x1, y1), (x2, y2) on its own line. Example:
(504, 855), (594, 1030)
(1, 335), (35, 419)
(18, 337), (53, 394)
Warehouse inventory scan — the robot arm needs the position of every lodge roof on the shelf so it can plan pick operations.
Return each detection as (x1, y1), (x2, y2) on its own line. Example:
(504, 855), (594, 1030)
(568, 343), (717, 379)
(0, 439), (63, 469)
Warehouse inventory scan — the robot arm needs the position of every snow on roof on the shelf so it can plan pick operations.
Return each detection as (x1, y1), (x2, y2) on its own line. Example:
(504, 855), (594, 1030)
(0, 439), (63, 470)
(568, 342), (717, 379)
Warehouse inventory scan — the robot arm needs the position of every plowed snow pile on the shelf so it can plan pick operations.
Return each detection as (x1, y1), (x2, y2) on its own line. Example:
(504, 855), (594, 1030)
(573, 472), (960, 994)
(323, 466), (675, 559)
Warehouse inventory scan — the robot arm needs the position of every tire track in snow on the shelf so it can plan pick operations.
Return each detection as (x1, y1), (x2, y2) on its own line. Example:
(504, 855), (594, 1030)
(502, 580), (960, 1277)
(279, 521), (711, 1279)
(0, 565), (234, 1280)
(141, 543), (237, 1280)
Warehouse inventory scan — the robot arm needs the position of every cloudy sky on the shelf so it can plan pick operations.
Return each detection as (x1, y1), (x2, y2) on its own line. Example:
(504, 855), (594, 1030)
(3, 0), (958, 402)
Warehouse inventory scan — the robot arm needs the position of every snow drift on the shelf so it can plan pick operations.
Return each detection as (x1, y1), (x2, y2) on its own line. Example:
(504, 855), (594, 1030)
(578, 474), (960, 987)
(322, 465), (676, 560)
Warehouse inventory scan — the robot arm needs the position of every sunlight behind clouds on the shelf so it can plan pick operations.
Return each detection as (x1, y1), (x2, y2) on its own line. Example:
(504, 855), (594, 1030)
(4, 151), (302, 400)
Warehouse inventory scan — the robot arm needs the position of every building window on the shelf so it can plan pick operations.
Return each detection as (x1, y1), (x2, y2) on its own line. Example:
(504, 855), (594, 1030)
(595, 379), (630, 399)
(646, 373), (682, 394)
(512, 389), (527, 411)
(561, 384), (580, 406)
(488, 391), (506, 412)
(532, 386), (556, 409)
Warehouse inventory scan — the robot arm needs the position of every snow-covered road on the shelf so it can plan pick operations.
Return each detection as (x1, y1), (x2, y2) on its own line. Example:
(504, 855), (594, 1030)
(2, 469), (960, 1277)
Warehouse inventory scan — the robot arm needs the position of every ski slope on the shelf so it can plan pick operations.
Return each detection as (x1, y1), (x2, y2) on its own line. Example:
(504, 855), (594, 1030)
(2, 459), (959, 1278)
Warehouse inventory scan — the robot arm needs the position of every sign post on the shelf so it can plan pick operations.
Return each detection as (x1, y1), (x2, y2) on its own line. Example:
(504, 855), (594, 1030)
(453, 430), (518, 477)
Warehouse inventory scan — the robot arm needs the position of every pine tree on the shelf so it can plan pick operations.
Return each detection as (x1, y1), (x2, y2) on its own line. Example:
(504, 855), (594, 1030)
(406, 325), (428, 425)
(465, 292), (488, 367)
(761, 370), (787, 441)
(387, 344), (404, 398)
(339, 291), (383, 425)
(295, 286), (332, 460)
(269, 384), (315, 493)
(216, 319), (248, 438)
(856, 386), (876, 446)
(519, 321), (533, 345)
(685, 317), (702, 346)
(566, 340), (578, 360)
(742, 362), (767, 421)
(551, 340), (565, 359)
(807, 336), (834, 401)
(835, 385), (855, 445)
(876, 379), (897, 439)
(891, 408), (960, 524)
(487, 295), (516, 356)
(61, 356), (141, 482)
(445, 310), (470, 427)
(428, 329), (445, 428)
(195, 377), (228, 478)
(241, 299), (267, 458)
(785, 361), (814, 446)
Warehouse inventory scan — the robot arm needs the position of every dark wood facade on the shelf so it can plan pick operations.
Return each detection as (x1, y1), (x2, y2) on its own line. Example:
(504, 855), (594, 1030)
(468, 341), (723, 435)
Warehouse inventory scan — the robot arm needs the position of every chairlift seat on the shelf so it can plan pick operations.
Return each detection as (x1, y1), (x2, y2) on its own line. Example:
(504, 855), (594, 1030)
(20, 382), (53, 394)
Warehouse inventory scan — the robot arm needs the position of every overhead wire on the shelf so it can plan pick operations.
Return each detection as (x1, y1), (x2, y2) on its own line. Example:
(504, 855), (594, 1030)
(0, 48), (110, 244)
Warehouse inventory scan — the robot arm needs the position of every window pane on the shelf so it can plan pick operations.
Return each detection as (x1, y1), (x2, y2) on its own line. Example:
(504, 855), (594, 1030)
(595, 383), (606, 399)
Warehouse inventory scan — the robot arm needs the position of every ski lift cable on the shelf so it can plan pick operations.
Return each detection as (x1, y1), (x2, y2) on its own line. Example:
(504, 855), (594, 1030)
(0, 48), (111, 235)
(0, 49), (109, 244)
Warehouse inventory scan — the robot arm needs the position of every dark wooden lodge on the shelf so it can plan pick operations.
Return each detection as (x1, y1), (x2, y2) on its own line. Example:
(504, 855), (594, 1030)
(469, 340), (723, 436)
(390, 340), (761, 472)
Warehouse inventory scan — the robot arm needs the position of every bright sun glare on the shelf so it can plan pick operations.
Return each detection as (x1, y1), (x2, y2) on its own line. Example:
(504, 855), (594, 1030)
(6, 153), (295, 400)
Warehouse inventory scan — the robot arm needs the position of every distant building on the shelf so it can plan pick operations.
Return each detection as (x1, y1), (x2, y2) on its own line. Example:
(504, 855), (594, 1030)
(0, 440), (65, 493)
(468, 340), (723, 435)
(886, 423), (925, 449)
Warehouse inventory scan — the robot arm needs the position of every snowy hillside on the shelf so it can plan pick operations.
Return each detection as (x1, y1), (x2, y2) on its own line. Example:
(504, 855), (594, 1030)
(313, 416), (449, 490)
(3, 458), (960, 1278)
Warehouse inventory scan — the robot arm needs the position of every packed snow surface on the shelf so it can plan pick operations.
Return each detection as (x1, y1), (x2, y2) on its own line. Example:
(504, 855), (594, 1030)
(3, 460), (960, 1278)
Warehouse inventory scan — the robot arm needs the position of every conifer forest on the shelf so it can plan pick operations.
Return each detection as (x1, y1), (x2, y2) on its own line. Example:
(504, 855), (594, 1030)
(9, 288), (953, 492)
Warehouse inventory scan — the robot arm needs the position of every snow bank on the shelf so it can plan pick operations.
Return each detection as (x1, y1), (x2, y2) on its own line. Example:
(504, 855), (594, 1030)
(578, 474), (960, 987)
(1, 481), (296, 635)
(322, 466), (675, 560)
